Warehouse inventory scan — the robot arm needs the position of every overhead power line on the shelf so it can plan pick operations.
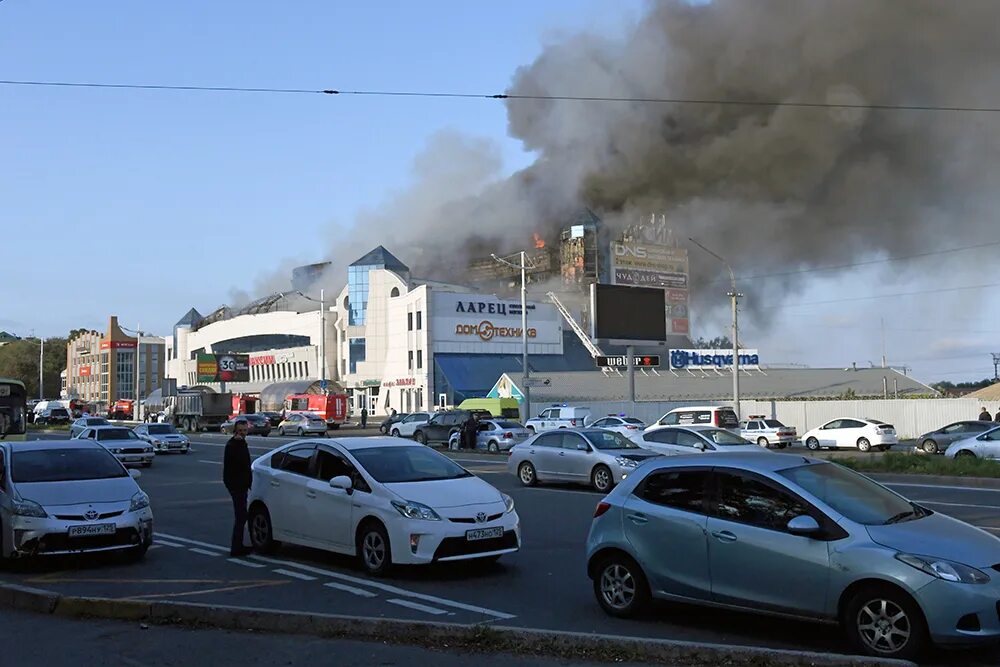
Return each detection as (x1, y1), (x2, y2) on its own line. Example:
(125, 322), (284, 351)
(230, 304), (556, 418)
(5, 79), (1000, 114)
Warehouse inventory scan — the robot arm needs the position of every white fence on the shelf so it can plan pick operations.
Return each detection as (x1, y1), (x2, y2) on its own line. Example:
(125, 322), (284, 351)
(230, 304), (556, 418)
(528, 398), (1000, 440)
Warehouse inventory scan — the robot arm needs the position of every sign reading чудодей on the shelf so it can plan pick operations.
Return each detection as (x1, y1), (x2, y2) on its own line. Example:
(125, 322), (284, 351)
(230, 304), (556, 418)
(669, 349), (760, 370)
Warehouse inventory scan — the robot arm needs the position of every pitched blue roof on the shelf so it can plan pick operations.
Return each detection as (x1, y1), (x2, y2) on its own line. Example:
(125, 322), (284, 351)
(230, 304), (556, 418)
(349, 246), (409, 273)
(174, 308), (203, 327)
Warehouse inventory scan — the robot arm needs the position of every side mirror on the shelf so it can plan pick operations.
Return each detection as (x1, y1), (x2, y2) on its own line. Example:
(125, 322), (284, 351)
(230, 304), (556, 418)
(128, 469), (142, 479)
(330, 475), (353, 493)
(577, 443), (589, 451)
(694, 441), (707, 451)
(787, 515), (821, 537)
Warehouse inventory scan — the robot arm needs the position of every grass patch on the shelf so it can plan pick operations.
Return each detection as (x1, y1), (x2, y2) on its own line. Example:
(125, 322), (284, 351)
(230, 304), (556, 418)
(838, 452), (1000, 478)
(26, 423), (69, 431)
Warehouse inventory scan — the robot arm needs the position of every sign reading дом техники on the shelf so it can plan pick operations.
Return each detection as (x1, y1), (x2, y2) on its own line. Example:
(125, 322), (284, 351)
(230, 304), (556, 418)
(669, 349), (760, 370)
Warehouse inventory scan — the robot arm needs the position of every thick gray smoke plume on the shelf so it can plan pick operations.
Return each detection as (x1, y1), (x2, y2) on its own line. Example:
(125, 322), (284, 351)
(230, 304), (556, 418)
(302, 0), (1000, 314)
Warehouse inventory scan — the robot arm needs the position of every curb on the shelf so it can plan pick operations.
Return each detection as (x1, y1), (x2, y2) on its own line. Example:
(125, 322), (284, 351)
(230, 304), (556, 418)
(0, 582), (913, 667)
(868, 473), (1000, 489)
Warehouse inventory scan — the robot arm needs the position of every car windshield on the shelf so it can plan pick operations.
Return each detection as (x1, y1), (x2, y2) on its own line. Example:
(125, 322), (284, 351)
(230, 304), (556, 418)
(12, 448), (128, 482)
(352, 446), (473, 483)
(586, 431), (640, 450)
(97, 429), (139, 441)
(702, 429), (751, 445)
(779, 462), (922, 525)
(623, 417), (645, 425)
(87, 418), (110, 426)
(146, 424), (176, 434)
(495, 421), (523, 429)
(764, 420), (785, 428)
(245, 415), (266, 423)
(303, 413), (323, 421)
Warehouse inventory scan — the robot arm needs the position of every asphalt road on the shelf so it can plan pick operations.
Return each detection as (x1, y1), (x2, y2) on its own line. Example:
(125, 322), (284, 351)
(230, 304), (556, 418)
(8, 431), (1000, 666)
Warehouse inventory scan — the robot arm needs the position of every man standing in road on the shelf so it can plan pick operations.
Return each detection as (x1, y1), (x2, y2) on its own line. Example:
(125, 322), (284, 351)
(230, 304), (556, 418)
(979, 407), (992, 421)
(360, 406), (368, 429)
(223, 419), (252, 557)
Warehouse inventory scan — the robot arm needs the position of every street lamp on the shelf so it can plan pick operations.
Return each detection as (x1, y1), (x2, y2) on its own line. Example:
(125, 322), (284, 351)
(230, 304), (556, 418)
(490, 251), (534, 421)
(689, 238), (743, 419)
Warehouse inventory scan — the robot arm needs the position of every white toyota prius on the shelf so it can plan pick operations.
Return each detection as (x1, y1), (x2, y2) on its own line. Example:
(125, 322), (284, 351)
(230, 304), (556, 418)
(247, 437), (520, 575)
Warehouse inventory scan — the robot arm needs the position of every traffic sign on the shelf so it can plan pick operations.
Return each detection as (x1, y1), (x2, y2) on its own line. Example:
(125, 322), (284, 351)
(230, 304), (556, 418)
(596, 355), (661, 368)
(522, 377), (552, 388)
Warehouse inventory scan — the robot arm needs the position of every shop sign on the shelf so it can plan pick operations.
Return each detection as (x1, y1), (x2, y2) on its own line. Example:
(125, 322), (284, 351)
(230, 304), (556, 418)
(382, 377), (418, 388)
(355, 379), (381, 388)
(249, 355), (275, 366)
(455, 321), (537, 342)
(669, 348), (760, 369)
(79, 366), (92, 377)
(100, 340), (137, 350)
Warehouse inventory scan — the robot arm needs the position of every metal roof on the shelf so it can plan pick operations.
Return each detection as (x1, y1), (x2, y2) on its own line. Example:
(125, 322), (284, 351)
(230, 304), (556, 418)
(511, 367), (937, 402)
(350, 245), (410, 274)
(967, 383), (1000, 401)
(174, 308), (203, 328)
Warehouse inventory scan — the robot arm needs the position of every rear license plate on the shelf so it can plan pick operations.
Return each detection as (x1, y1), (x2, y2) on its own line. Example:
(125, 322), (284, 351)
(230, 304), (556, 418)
(466, 527), (504, 542)
(68, 524), (115, 538)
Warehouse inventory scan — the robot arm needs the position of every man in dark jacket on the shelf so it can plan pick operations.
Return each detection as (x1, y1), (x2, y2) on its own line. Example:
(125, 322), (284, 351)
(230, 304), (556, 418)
(223, 420), (252, 557)
(462, 414), (478, 450)
(979, 408), (992, 422)
(360, 407), (368, 429)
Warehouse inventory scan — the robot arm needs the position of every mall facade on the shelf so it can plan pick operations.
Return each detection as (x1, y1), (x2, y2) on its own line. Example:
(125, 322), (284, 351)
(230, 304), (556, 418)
(165, 246), (594, 416)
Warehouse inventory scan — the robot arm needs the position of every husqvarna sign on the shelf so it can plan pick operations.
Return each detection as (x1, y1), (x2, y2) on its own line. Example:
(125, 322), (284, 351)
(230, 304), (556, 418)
(670, 348), (760, 370)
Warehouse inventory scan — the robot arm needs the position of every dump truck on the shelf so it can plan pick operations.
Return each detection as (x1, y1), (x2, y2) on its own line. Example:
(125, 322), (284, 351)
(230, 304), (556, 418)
(166, 390), (232, 432)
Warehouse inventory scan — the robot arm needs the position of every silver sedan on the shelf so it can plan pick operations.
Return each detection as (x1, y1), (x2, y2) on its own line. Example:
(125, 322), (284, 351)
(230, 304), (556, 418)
(277, 413), (328, 436)
(508, 428), (659, 493)
(448, 419), (533, 452)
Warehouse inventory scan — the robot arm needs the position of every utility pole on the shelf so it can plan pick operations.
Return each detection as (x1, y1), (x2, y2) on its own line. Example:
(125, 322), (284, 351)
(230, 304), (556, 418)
(319, 288), (327, 390)
(881, 318), (887, 368)
(491, 251), (534, 421)
(136, 323), (142, 421)
(992, 353), (1000, 381)
(38, 337), (44, 400)
(690, 238), (743, 419)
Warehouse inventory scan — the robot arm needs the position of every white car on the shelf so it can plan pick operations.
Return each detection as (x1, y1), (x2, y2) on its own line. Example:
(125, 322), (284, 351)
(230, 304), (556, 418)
(247, 437), (520, 575)
(0, 439), (153, 560)
(524, 405), (593, 433)
(637, 425), (765, 456)
(389, 412), (432, 438)
(588, 415), (647, 439)
(133, 423), (190, 454)
(801, 418), (898, 452)
(944, 424), (1000, 459)
(75, 426), (156, 467)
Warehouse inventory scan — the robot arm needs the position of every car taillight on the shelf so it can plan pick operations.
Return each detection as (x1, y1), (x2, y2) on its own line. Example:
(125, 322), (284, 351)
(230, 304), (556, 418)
(504, 432), (513, 439)
(714, 413), (722, 426)
(626, 425), (639, 430)
(594, 502), (611, 518)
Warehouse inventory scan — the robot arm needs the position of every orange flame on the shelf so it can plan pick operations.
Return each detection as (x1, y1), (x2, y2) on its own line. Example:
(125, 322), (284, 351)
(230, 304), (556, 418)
(533, 233), (545, 249)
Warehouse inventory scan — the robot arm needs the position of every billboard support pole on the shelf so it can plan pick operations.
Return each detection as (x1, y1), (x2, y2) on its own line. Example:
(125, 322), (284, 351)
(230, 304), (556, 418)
(521, 250), (530, 423)
(627, 345), (636, 413)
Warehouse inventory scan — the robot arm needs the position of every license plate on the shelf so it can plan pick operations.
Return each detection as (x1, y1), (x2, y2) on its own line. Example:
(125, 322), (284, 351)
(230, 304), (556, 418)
(68, 524), (115, 538)
(466, 527), (504, 542)
(124, 456), (142, 462)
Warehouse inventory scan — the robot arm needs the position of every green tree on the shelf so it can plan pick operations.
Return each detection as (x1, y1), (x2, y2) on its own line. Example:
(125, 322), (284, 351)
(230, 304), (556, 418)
(0, 337), (67, 398)
(693, 336), (733, 349)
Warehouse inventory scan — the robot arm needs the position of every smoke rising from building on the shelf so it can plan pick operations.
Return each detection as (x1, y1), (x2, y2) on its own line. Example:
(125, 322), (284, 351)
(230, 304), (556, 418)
(286, 1), (1000, 325)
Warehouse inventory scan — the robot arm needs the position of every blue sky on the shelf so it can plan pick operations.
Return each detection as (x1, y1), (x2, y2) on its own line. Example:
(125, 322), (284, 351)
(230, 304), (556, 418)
(1, 0), (640, 333)
(2, 1), (997, 384)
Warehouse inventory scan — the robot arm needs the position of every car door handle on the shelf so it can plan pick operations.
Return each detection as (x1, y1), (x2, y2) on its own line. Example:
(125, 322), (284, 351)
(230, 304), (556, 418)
(558, 452), (566, 457)
(711, 530), (737, 543)
(528, 449), (535, 454)
(305, 491), (317, 499)
(270, 480), (280, 487)
(626, 513), (648, 525)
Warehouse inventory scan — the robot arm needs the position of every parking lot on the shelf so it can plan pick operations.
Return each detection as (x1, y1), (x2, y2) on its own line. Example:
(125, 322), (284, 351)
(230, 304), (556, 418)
(7, 431), (1000, 665)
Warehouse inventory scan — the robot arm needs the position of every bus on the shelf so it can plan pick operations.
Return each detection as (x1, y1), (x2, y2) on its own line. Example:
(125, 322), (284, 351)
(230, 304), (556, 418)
(0, 378), (27, 441)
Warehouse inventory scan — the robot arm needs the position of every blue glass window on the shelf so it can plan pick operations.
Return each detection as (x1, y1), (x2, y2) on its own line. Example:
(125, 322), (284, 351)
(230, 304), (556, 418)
(348, 265), (374, 325)
(349, 338), (366, 374)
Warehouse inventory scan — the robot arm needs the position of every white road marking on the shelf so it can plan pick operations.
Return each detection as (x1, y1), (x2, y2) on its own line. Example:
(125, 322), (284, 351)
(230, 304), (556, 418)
(386, 598), (450, 616)
(324, 582), (378, 598)
(246, 553), (516, 620)
(156, 533), (228, 552)
(198, 460), (222, 465)
(273, 568), (318, 581)
(919, 500), (1000, 510)
(886, 482), (1000, 494)
(189, 547), (223, 557)
(227, 558), (267, 568)
(155, 540), (184, 548)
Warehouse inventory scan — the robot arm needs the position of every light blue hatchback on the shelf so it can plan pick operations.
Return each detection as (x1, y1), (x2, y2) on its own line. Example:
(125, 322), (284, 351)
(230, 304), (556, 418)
(586, 452), (1000, 661)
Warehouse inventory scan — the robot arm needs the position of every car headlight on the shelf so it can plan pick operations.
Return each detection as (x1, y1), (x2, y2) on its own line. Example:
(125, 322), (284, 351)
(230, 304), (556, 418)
(390, 500), (441, 521)
(13, 498), (48, 518)
(615, 456), (639, 468)
(111, 448), (123, 454)
(502, 492), (515, 514)
(130, 491), (151, 512)
(144, 447), (154, 453)
(152, 439), (163, 445)
(896, 553), (990, 584)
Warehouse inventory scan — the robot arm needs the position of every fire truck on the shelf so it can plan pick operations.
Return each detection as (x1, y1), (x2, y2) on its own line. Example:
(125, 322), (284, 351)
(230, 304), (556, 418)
(284, 393), (348, 429)
(230, 393), (259, 418)
(108, 399), (134, 420)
